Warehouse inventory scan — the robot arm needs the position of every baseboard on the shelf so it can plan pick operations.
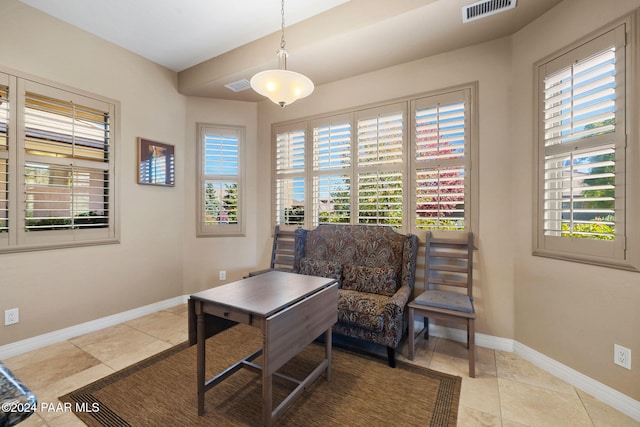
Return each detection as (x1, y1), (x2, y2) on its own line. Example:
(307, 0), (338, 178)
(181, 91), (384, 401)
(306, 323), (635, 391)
(428, 324), (640, 422)
(2, 301), (638, 422)
(0, 295), (188, 360)
(427, 323), (514, 352)
(513, 341), (640, 422)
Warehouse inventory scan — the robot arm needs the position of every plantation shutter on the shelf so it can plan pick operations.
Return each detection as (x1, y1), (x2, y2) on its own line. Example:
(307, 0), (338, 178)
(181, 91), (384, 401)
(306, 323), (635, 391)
(202, 131), (239, 226)
(355, 104), (405, 227)
(21, 81), (114, 243)
(0, 76), (9, 238)
(312, 114), (351, 225)
(537, 24), (626, 259)
(413, 90), (468, 231)
(274, 123), (306, 226)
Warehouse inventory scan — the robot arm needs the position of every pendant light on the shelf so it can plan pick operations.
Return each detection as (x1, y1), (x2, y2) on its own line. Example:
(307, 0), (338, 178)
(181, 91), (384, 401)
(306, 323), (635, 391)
(250, 0), (314, 108)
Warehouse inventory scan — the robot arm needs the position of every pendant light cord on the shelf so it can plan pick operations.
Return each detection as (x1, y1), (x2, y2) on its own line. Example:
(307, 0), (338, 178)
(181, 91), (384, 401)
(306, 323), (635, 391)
(280, 0), (286, 50)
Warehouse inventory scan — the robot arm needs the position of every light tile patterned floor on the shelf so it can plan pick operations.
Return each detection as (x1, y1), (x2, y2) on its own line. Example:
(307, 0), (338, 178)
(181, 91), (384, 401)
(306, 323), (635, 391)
(4, 304), (638, 426)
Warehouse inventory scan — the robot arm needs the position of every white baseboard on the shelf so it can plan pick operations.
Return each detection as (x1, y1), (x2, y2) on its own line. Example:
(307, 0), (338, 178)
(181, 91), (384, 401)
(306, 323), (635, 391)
(428, 324), (640, 422)
(513, 341), (640, 422)
(2, 301), (638, 422)
(428, 323), (514, 352)
(0, 295), (188, 360)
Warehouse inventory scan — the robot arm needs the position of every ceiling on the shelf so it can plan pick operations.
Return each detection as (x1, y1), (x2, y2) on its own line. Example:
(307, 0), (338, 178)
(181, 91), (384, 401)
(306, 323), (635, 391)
(21, 0), (564, 102)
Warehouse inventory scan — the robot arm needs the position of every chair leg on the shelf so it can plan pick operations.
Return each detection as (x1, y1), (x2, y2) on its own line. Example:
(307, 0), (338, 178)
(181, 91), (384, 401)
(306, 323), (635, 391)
(387, 346), (396, 368)
(468, 318), (475, 378)
(424, 316), (430, 339)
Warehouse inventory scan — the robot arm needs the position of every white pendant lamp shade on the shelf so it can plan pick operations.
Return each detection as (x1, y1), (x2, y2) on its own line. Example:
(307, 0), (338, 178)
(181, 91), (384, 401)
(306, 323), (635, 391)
(250, 68), (314, 108)
(250, 0), (314, 108)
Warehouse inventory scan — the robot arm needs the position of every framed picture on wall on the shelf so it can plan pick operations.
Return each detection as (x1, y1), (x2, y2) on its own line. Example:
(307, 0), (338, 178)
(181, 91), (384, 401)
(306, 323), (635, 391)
(137, 138), (175, 186)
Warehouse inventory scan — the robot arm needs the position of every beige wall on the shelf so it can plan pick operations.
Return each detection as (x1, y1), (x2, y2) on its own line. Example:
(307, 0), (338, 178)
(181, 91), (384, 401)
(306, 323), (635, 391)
(2, 0), (638, 404)
(256, 37), (517, 340)
(256, 0), (640, 400)
(511, 0), (640, 400)
(0, 0), (190, 345)
(182, 97), (258, 293)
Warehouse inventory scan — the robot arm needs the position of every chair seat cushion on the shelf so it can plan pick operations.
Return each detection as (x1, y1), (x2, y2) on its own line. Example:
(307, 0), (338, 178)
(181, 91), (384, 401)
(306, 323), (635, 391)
(413, 289), (473, 313)
(337, 290), (390, 332)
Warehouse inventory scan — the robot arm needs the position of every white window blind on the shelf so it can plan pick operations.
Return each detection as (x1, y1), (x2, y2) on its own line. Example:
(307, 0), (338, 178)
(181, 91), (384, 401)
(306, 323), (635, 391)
(357, 111), (403, 167)
(542, 44), (618, 240)
(203, 134), (239, 225)
(534, 19), (638, 270)
(313, 120), (350, 171)
(0, 71), (118, 252)
(357, 170), (403, 225)
(0, 82), (8, 235)
(356, 105), (404, 227)
(312, 116), (351, 225)
(197, 124), (244, 237)
(23, 89), (111, 233)
(313, 175), (350, 224)
(414, 92), (468, 231)
(274, 125), (306, 226)
(272, 85), (478, 235)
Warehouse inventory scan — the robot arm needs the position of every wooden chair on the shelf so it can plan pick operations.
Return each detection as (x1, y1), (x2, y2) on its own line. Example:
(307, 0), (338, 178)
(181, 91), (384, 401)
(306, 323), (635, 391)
(247, 225), (297, 276)
(408, 231), (476, 377)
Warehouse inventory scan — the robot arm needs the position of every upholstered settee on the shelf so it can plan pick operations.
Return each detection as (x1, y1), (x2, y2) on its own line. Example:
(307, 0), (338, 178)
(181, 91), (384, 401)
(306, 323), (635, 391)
(293, 224), (418, 367)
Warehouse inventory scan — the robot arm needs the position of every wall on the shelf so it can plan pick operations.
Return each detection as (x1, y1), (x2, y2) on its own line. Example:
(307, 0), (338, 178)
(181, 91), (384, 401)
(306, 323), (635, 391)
(511, 0), (640, 400)
(0, 0), (187, 345)
(256, 37), (517, 340)
(182, 97), (258, 294)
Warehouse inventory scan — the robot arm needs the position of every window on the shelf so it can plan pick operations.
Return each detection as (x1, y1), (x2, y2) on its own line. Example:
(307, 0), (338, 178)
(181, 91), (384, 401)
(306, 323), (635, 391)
(0, 71), (118, 252)
(312, 114), (351, 225)
(356, 105), (406, 227)
(197, 124), (244, 236)
(534, 15), (639, 271)
(272, 83), (478, 237)
(412, 91), (470, 231)
(274, 122), (306, 226)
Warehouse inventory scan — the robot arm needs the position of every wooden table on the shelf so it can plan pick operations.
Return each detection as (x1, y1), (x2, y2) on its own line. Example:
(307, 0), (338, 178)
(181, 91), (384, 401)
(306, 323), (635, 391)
(188, 271), (338, 426)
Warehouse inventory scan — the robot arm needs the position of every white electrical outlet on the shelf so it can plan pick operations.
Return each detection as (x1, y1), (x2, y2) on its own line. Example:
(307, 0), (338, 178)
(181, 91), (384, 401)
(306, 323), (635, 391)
(219, 270), (226, 280)
(614, 344), (632, 370)
(4, 308), (19, 325)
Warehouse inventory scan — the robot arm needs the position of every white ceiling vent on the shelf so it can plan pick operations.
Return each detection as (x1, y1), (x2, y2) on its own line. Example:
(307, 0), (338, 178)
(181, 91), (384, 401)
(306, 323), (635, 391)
(462, 0), (517, 23)
(224, 79), (251, 92)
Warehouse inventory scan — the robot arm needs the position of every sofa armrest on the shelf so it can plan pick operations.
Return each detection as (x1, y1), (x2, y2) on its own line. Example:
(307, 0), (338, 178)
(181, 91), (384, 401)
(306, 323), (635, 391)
(384, 284), (412, 316)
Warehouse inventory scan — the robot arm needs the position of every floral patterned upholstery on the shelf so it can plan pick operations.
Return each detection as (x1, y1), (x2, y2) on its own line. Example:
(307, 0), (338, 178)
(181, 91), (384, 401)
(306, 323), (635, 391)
(294, 224), (418, 366)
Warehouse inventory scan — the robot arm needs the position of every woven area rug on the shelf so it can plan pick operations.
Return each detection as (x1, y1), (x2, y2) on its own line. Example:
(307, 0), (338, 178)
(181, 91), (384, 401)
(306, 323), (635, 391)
(60, 324), (461, 426)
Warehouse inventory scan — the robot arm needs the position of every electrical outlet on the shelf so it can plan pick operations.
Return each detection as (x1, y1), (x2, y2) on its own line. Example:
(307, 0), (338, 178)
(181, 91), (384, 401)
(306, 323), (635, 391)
(614, 344), (631, 370)
(4, 308), (19, 325)
(219, 270), (226, 280)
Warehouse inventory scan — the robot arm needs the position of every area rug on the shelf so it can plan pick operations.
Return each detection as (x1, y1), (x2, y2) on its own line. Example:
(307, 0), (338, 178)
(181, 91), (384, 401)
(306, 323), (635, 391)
(60, 324), (461, 426)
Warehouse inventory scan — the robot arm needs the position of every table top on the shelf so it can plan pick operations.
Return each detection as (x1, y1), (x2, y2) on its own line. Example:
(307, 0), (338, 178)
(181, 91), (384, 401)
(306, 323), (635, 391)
(190, 271), (337, 317)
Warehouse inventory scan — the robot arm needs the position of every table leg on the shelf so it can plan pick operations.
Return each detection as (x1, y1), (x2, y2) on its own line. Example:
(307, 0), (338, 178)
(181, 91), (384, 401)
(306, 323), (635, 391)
(263, 336), (273, 427)
(325, 328), (332, 382)
(196, 301), (205, 416)
(408, 306), (415, 360)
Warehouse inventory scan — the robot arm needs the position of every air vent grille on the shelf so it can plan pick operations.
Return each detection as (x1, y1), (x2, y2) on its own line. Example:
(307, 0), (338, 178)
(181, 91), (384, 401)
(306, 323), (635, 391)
(224, 79), (251, 92)
(462, 0), (517, 23)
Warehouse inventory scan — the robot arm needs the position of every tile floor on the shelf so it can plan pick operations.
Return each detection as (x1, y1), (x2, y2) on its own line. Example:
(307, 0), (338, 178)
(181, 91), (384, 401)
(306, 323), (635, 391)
(3, 304), (638, 427)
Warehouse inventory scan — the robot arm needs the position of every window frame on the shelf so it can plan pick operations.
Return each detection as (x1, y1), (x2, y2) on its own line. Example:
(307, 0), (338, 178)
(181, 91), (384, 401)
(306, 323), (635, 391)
(196, 123), (245, 237)
(533, 12), (640, 271)
(271, 83), (479, 240)
(0, 68), (119, 253)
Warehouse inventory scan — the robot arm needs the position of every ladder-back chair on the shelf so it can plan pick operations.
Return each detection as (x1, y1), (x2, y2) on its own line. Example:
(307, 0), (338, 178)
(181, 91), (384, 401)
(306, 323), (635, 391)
(408, 231), (476, 377)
